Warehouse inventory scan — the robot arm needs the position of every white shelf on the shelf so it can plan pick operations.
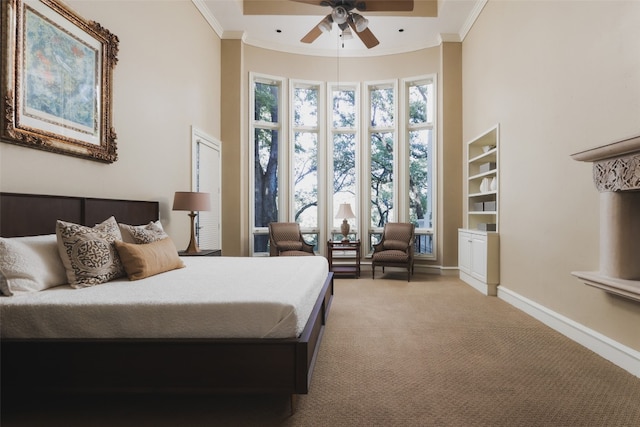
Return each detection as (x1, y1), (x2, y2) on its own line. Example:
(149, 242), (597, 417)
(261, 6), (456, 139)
(469, 191), (497, 198)
(469, 148), (497, 163)
(465, 124), (499, 232)
(469, 171), (497, 180)
(469, 211), (497, 215)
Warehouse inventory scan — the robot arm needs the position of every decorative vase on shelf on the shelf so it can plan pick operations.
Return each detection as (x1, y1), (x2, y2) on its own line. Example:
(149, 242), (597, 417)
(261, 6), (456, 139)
(480, 177), (489, 193)
(490, 177), (497, 191)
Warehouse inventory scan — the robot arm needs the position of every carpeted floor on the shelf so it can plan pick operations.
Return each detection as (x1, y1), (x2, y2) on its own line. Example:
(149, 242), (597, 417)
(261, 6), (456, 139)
(3, 273), (640, 426)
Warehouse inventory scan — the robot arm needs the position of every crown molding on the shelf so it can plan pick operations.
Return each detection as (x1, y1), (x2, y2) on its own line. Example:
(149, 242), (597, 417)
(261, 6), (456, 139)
(459, 0), (488, 41)
(192, 0), (224, 38)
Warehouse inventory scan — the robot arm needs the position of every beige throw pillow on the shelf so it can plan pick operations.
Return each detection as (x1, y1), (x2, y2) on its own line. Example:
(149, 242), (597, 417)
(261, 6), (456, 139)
(56, 217), (125, 288)
(115, 237), (185, 281)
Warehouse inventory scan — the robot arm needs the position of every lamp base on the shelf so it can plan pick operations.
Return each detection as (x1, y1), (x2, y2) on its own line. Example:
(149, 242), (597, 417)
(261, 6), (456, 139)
(183, 212), (201, 254)
(341, 219), (350, 242)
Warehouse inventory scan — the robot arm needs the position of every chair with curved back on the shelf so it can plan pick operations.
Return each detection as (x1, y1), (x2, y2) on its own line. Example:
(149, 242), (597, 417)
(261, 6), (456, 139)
(371, 222), (415, 281)
(268, 222), (315, 256)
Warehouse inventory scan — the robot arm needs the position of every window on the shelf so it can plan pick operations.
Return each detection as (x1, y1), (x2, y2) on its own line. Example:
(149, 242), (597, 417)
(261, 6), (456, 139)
(330, 84), (359, 241)
(292, 82), (321, 249)
(250, 75), (284, 254)
(407, 78), (435, 255)
(250, 74), (435, 258)
(366, 82), (397, 252)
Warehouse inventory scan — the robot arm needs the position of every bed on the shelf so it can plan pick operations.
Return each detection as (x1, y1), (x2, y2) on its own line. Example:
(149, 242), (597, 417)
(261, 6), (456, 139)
(0, 192), (334, 399)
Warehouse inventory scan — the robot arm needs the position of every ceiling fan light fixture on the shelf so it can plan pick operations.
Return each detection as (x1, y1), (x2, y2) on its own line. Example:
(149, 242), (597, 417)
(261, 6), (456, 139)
(318, 16), (333, 33)
(341, 26), (353, 40)
(351, 13), (368, 32)
(331, 6), (348, 25)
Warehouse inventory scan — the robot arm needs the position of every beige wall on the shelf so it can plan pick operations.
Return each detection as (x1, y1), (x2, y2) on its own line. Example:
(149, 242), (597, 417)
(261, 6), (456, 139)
(0, 1), (221, 249)
(463, 0), (640, 350)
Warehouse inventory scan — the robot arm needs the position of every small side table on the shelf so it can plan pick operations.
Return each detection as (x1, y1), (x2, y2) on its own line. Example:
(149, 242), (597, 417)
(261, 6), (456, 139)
(179, 249), (221, 257)
(327, 240), (361, 278)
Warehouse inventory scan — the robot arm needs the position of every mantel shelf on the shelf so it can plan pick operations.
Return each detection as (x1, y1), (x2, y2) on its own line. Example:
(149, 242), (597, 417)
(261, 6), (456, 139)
(572, 271), (640, 302)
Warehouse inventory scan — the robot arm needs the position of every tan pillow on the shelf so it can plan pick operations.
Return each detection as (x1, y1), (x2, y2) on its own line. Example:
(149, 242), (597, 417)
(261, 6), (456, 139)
(114, 238), (185, 281)
(277, 240), (303, 251)
(383, 239), (409, 251)
(56, 217), (125, 288)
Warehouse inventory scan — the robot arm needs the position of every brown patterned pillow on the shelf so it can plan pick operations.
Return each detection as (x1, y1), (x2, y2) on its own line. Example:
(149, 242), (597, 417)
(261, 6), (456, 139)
(119, 221), (167, 244)
(56, 216), (125, 288)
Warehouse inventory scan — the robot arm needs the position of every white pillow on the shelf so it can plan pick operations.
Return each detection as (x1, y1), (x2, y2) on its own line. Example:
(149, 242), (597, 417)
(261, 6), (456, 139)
(0, 234), (68, 294)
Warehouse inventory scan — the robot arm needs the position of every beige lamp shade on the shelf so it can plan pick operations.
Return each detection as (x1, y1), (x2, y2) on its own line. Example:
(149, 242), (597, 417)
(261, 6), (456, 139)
(335, 203), (356, 220)
(172, 192), (211, 254)
(335, 203), (356, 242)
(172, 191), (211, 212)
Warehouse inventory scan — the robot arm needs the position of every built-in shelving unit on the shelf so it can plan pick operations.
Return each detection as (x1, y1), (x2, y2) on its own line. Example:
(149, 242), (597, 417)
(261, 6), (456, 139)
(466, 125), (499, 231)
(459, 124), (500, 296)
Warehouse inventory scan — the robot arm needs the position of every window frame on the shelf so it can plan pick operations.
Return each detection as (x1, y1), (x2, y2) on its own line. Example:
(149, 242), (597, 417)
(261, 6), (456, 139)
(364, 79), (399, 252)
(402, 74), (437, 259)
(249, 72), (287, 256)
(327, 81), (361, 243)
(290, 79), (325, 249)
(249, 73), (437, 259)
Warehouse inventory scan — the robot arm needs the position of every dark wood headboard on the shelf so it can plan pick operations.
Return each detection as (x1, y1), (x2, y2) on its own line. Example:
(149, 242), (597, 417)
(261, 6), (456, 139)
(0, 193), (159, 237)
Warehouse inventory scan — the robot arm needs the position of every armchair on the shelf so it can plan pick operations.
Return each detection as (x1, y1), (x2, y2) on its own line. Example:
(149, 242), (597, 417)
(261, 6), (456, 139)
(268, 222), (315, 256)
(371, 222), (415, 281)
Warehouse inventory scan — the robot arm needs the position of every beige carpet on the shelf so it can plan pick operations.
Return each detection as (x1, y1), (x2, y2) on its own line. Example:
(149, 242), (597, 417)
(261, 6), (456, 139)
(4, 273), (640, 426)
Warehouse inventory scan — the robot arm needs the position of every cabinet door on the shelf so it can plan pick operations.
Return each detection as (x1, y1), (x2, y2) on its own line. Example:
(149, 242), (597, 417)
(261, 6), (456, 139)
(470, 233), (487, 281)
(458, 231), (472, 274)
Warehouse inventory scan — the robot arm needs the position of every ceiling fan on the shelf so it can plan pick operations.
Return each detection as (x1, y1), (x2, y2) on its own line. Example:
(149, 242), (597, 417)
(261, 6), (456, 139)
(294, 0), (414, 49)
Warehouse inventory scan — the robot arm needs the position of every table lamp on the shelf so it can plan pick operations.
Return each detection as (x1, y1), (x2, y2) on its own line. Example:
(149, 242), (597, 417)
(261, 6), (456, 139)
(335, 203), (356, 242)
(172, 191), (211, 254)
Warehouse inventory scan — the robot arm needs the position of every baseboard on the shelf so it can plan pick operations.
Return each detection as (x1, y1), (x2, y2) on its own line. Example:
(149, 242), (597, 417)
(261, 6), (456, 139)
(498, 286), (640, 378)
(459, 271), (498, 296)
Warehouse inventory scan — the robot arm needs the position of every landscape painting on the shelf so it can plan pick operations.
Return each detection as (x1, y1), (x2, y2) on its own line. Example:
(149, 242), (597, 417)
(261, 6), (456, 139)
(0, 0), (119, 163)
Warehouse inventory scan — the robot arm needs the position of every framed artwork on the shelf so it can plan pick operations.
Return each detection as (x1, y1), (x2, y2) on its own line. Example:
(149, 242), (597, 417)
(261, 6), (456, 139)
(1, 0), (119, 163)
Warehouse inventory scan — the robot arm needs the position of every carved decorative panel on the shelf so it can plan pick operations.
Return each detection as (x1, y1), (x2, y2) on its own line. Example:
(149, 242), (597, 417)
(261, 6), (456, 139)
(593, 155), (640, 192)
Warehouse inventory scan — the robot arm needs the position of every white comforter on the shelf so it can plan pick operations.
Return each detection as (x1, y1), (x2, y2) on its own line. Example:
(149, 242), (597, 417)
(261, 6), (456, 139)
(0, 256), (329, 339)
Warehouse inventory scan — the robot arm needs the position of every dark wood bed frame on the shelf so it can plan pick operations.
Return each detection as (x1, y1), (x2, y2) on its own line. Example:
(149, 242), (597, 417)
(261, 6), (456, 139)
(0, 192), (334, 399)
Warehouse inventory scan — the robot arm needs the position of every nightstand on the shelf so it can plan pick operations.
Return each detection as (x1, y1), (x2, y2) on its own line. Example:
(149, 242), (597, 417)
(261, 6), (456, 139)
(178, 249), (221, 257)
(327, 240), (361, 278)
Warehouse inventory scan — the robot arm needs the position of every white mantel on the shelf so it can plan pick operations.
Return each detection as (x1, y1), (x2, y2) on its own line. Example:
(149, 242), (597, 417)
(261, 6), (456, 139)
(571, 134), (640, 302)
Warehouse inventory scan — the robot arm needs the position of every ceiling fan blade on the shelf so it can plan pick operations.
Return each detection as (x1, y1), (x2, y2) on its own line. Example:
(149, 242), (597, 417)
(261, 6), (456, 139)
(290, 0), (333, 7)
(349, 20), (379, 49)
(356, 0), (414, 12)
(301, 16), (328, 44)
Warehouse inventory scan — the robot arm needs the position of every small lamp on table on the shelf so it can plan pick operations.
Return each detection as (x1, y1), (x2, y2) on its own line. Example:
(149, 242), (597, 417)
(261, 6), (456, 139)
(172, 191), (211, 254)
(335, 203), (356, 243)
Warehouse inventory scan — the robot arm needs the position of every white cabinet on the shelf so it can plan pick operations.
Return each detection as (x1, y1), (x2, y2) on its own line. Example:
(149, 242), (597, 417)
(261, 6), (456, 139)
(458, 229), (499, 296)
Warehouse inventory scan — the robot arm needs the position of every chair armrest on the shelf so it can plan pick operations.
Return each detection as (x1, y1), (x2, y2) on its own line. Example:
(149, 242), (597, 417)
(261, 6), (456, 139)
(301, 240), (315, 253)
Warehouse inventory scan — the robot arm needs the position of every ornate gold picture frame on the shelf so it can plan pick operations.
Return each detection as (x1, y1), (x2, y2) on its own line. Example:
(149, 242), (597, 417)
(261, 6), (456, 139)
(1, 0), (119, 163)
